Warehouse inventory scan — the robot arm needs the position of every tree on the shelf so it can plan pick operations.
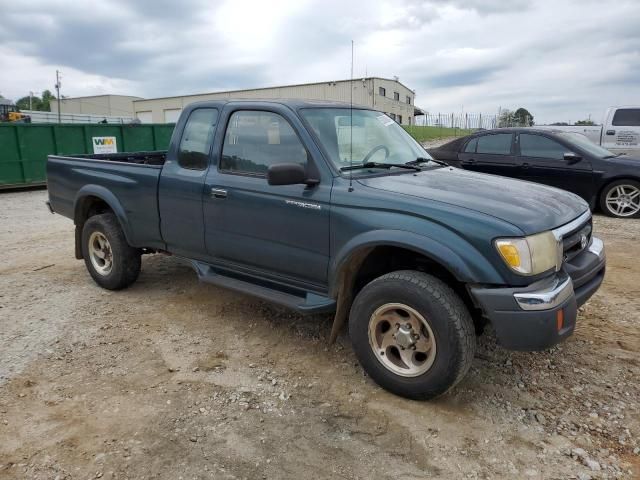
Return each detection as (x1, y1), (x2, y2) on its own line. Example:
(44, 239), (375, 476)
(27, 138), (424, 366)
(16, 95), (43, 111)
(498, 109), (515, 127)
(550, 122), (569, 126)
(514, 107), (534, 126)
(575, 119), (595, 126)
(41, 90), (55, 112)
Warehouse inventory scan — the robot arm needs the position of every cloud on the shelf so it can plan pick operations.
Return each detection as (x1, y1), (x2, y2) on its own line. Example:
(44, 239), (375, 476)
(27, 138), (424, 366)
(0, 0), (638, 123)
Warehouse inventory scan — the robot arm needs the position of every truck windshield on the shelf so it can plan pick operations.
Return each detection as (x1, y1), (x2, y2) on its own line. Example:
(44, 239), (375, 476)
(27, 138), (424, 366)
(557, 132), (618, 158)
(300, 108), (435, 171)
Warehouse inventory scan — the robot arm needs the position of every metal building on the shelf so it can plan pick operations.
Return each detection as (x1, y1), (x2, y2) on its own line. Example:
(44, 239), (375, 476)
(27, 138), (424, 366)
(133, 77), (420, 125)
(50, 95), (142, 119)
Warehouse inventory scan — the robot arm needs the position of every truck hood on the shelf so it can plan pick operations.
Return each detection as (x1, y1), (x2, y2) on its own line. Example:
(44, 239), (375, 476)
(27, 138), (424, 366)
(357, 167), (588, 235)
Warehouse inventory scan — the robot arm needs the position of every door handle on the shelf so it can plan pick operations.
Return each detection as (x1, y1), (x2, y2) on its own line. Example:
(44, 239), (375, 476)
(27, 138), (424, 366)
(462, 158), (475, 165)
(606, 130), (615, 136)
(210, 188), (227, 199)
(522, 162), (530, 170)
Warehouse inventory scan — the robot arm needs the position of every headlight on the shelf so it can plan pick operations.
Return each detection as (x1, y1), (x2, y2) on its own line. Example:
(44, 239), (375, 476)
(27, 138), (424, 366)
(495, 231), (561, 275)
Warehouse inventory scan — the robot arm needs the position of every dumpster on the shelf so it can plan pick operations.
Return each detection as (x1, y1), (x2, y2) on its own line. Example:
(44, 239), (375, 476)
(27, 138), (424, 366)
(0, 123), (174, 189)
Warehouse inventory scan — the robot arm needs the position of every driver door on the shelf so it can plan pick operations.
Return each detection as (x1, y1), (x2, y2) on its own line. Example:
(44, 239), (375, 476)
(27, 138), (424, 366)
(203, 107), (332, 287)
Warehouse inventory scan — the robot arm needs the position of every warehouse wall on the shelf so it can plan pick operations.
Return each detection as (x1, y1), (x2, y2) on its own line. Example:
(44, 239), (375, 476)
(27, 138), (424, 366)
(51, 95), (142, 117)
(133, 77), (416, 125)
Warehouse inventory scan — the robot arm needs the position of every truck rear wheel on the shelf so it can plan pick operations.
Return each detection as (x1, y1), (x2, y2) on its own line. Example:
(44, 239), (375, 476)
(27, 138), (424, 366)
(348, 270), (475, 400)
(81, 213), (141, 290)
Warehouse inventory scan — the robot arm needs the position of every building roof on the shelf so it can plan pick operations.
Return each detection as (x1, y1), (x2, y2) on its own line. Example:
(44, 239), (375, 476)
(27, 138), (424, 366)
(133, 77), (415, 103)
(60, 94), (143, 101)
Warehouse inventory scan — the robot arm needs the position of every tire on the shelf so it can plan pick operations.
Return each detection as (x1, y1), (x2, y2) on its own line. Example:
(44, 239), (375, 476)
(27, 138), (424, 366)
(348, 270), (475, 400)
(599, 179), (640, 218)
(81, 213), (141, 290)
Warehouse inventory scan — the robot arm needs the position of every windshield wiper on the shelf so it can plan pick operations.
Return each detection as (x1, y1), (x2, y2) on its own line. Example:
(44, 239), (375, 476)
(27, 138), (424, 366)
(405, 156), (448, 167)
(340, 162), (421, 172)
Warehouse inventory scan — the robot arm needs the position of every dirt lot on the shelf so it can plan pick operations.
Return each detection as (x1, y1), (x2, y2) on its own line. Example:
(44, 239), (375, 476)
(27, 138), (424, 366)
(1, 189), (638, 480)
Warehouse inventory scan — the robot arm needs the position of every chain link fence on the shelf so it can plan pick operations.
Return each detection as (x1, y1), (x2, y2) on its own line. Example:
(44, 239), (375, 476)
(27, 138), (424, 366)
(417, 112), (498, 130)
(407, 112), (535, 142)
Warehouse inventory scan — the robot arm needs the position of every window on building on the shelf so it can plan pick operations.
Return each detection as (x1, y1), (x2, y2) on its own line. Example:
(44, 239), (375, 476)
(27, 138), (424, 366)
(379, 87), (386, 97)
(612, 108), (640, 126)
(220, 110), (307, 175)
(519, 134), (566, 160)
(406, 96), (411, 105)
(177, 108), (218, 170)
(389, 113), (396, 121)
(398, 115), (403, 124)
(476, 133), (513, 155)
(394, 92), (400, 101)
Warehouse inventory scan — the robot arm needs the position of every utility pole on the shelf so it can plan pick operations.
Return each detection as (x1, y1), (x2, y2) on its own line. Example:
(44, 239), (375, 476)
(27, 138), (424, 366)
(55, 70), (62, 123)
(29, 91), (33, 110)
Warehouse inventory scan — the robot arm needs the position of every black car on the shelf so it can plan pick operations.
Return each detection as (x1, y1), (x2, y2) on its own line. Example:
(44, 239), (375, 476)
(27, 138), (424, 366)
(428, 128), (640, 218)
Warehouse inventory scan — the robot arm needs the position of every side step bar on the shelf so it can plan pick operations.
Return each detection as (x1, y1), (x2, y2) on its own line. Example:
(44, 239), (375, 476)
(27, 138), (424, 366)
(191, 261), (336, 314)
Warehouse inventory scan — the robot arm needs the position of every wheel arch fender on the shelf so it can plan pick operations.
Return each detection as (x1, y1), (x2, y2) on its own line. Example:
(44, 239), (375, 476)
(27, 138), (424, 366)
(73, 185), (134, 248)
(329, 229), (502, 297)
(326, 229), (502, 344)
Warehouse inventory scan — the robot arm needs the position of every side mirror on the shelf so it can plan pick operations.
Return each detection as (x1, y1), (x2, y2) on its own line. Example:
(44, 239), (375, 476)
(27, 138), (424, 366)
(267, 163), (317, 186)
(563, 152), (582, 164)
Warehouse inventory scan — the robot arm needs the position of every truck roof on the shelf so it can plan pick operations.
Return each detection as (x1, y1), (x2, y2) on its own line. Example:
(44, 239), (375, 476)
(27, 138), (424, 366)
(185, 98), (369, 110)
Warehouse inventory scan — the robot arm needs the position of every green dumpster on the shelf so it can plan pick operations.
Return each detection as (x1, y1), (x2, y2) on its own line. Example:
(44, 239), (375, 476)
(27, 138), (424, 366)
(0, 123), (175, 189)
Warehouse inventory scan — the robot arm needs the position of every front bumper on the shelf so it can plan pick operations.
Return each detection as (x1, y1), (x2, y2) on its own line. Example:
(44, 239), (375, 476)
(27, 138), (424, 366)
(470, 237), (605, 351)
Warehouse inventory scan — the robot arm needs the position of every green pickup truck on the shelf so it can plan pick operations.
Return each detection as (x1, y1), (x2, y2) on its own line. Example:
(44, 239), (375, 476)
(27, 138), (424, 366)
(47, 99), (606, 399)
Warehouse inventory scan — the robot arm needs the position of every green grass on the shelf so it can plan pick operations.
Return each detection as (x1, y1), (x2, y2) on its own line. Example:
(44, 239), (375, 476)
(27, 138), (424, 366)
(403, 125), (473, 142)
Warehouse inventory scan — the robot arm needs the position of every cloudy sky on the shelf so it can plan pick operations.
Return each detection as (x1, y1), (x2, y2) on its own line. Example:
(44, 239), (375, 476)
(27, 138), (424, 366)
(0, 0), (638, 123)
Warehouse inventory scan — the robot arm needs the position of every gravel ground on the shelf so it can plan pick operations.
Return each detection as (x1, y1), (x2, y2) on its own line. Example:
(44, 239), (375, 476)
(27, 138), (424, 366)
(0, 189), (638, 480)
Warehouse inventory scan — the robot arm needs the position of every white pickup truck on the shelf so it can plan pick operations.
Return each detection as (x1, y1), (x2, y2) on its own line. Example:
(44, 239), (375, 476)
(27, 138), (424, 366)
(537, 106), (640, 156)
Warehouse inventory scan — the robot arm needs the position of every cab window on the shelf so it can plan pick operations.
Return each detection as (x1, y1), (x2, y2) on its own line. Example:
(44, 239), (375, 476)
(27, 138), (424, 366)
(220, 111), (307, 175)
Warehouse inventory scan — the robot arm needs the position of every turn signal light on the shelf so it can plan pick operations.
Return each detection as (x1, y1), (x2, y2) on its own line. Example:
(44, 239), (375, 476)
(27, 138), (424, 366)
(496, 243), (521, 268)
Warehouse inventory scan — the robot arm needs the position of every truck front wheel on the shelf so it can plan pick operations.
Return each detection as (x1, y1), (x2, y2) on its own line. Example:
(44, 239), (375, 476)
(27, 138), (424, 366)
(349, 271), (476, 400)
(81, 213), (141, 290)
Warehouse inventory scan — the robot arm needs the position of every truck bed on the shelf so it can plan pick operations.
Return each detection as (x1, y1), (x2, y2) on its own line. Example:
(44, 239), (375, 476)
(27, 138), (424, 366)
(69, 150), (167, 166)
(47, 152), (166, 251)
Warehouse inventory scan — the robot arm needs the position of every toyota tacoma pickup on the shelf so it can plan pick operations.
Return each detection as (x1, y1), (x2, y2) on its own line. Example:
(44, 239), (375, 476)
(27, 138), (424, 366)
(46, 100), (606, 400)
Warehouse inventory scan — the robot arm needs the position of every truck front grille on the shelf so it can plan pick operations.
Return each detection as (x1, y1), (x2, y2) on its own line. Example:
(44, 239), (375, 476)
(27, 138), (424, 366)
(562, 219), (592, 262)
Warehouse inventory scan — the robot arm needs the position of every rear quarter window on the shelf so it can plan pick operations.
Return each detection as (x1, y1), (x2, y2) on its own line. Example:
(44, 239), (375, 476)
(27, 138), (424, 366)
(612, 108), (640, 126)
(178, 108), (219, 170)
(464, 138), (477, 153)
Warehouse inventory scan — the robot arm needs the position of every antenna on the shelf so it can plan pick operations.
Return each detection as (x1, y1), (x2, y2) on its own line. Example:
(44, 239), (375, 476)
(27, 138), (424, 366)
(348, 40), (354, 192)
